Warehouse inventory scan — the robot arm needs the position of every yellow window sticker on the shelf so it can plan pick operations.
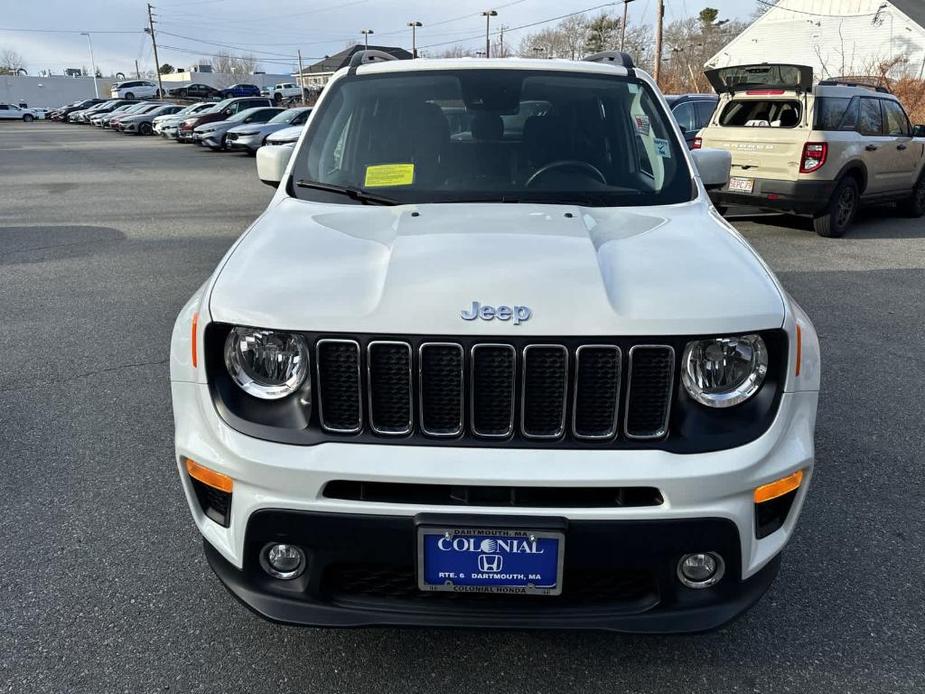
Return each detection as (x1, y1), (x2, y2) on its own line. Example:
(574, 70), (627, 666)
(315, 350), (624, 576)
(364, 163), (415, 188)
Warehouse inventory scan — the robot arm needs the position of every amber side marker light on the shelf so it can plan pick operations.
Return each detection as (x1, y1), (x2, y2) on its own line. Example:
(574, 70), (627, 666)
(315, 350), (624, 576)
(754, 470), (803, 504)
(191, 312), (199, 368)
(185, 457), (233, 493)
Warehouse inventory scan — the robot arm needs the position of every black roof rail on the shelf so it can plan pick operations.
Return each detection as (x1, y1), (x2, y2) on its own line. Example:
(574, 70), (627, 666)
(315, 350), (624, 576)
(349, 49), (401, 69)
(582, 51), (635, 70)
(818, 79), (891, 94)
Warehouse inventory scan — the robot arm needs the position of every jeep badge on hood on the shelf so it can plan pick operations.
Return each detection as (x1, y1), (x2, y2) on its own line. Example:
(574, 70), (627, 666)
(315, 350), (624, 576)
(460, 301), (532, 325)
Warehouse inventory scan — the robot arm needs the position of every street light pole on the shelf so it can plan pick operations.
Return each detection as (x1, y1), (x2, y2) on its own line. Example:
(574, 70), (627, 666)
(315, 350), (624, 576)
(407, 21), (422, 58)
(482, 10), (497, 58)
(653, 0), (664, 86)
(620, 0), (636, 52)
(80, 32), (99, 98)
(361, 29), (374, 51)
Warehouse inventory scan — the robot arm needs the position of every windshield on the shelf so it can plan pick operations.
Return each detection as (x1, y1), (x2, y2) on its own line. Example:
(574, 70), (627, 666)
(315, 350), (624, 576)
(293, 69), (691, 207)
(227, 108), (259, 122)
(270, 108), (305, 124)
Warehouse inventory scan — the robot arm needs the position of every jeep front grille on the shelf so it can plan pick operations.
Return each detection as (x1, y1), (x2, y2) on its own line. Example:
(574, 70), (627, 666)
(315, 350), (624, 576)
(313, 337), (675, 442)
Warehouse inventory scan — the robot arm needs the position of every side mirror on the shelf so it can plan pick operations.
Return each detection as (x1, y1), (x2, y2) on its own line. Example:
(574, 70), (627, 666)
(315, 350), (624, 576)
(691, 148), (731, 191)
(913, 124), (925, 138)
(244, 117), (254, 123)
(256, 143), (295, 188)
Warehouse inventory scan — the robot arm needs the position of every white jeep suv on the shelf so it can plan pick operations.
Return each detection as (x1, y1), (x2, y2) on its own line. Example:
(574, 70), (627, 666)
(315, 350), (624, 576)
(170, 52), (820, 632)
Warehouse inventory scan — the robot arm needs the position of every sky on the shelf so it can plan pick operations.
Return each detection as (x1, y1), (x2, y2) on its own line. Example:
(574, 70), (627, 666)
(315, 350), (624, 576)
(1, 0), (756, 76)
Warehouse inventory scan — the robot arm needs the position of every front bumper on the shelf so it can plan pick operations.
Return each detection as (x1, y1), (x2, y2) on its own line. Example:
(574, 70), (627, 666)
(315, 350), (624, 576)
(173, 379), (816, 631)
(711, 178), (836, 215)
(227, 133), (262, 152)
(205, 511), (781, 632)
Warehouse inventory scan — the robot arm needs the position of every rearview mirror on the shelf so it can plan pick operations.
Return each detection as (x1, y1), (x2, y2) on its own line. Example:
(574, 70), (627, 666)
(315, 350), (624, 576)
(913, 124), (925, 138)
(691, 148), (731, 191)
(256, 143), (295, 188)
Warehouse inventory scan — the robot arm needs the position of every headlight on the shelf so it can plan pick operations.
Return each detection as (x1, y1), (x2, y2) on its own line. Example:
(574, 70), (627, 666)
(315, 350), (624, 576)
(224, 327), (309, 400)
(681, 334), (768, 408)
(236, 130), (260, 136)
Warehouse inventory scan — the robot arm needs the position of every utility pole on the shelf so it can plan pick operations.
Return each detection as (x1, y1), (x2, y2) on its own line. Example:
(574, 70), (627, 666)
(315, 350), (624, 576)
(499, 25), (504, 57)
(297, 49), (306, 106)
(146, 4), (164, 98)
(653, 0), (664, 86)
(482, 10), (497, 58)
(620, 0), (636, 52)
(134, 59), (141, 79)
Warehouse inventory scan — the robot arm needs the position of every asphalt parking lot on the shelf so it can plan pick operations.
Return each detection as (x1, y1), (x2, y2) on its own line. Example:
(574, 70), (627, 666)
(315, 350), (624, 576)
(1, 121), (923, 693)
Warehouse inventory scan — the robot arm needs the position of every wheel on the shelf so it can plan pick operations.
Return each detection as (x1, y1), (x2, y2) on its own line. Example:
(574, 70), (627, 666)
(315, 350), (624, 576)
(139, 122), (153, 136)
(23, 114), (34, 122)
(125, 92), (134, 100)
(898, 174), (925, 218)
(274, 92), (282, 104)
(813, 177), (859, 238)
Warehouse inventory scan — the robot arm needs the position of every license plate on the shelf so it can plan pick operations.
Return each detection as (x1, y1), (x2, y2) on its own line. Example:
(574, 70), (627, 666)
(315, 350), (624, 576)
(728, 177), (755, 193)
(418, 527), (564, 596)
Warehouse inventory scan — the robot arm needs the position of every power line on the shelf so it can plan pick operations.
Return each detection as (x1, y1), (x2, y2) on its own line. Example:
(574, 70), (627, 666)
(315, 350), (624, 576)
(419, 2), (618, 49)
(156, 30), (302, 58)
(0, 26), (142, 34)
(754, 0), (882, 18)
(155, 43), (312, 65)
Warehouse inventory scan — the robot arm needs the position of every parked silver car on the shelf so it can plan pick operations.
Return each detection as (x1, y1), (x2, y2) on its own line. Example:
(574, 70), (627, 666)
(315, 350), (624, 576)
(194, 106), (284, 150)
(265, 124), (304, 146)
(225, 107), (312, 154)
(154, 102), (215, 138)
(119, 104), (183, 135)
(94, 102), (150, 128)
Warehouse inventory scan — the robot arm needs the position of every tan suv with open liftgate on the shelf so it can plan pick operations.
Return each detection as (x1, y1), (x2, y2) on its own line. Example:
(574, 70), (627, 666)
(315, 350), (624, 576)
(697, 63), (925, 237)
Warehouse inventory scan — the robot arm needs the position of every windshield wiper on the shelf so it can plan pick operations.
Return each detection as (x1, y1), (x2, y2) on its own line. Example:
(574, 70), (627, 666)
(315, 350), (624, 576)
(294, 179), (399, 206)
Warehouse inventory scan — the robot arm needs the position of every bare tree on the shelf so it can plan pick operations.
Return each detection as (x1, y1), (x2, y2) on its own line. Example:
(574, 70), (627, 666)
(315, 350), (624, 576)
(516, 15), (590, 60)
(0, 48), (26, 75)
(209, 51), (262, 86)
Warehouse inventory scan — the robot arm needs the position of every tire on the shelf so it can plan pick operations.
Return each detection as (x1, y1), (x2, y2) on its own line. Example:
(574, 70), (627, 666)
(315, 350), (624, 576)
(23, 114), (34, 122)
(813, 177), (859, 238)
(139, 122), (152, 136)
(274, 92), (282, 104)
(897, 174), (925, 218)
(125, 92), (134, 100)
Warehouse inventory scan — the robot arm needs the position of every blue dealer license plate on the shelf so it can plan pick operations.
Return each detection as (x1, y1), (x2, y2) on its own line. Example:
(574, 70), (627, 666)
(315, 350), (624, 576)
(418, 528), (564, 595)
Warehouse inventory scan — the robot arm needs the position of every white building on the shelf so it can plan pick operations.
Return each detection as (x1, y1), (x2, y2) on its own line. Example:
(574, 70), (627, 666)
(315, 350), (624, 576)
(707, 0), (925, 80)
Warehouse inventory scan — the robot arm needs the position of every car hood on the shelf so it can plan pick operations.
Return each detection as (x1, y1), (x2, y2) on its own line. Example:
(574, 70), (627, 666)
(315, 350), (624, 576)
(267, 125), (303, 142)
(229, 122), (286, 135)
(209, 198), (785, 336)
(195, 119), (231, 132)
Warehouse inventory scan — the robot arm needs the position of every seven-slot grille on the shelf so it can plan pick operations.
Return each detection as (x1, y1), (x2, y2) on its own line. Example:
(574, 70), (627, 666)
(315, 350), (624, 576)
(314, 339), (675, 442)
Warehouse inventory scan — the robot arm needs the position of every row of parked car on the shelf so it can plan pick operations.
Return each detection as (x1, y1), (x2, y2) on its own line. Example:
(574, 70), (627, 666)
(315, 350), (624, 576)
(106, 79), (309, 103)
(51, 95), (311, 154)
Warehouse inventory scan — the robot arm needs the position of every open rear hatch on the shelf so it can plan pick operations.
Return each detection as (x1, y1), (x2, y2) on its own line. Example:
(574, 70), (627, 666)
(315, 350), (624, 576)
(705, 64), (814, 94)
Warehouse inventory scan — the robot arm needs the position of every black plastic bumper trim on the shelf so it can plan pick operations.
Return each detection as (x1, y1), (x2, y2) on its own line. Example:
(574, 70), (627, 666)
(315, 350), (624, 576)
(202, 510), (782, 633)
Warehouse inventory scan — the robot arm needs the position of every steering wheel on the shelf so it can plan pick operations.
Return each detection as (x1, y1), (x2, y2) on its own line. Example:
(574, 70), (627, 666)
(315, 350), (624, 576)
(526, 160), (607, 188)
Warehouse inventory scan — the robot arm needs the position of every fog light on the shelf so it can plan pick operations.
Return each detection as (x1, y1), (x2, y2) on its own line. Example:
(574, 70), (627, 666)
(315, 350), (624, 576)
(260, 543), (306, 580)
(677, 552), (725, 589)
